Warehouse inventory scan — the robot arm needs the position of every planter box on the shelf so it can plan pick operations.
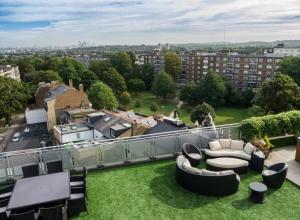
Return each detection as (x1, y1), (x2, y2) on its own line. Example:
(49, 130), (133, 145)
(269, 135), (296, 148)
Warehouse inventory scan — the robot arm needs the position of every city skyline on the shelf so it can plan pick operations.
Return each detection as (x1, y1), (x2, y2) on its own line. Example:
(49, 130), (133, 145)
(0, 0), (300, 47)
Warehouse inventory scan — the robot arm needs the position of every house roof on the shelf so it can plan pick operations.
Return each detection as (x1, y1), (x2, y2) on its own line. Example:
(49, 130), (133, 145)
(145, 120), (188, 135)
(44, 84), (70, 102)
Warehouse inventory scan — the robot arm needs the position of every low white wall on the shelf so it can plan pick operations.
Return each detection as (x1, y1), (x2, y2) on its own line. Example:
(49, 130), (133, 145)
(25, 108), (47, 124)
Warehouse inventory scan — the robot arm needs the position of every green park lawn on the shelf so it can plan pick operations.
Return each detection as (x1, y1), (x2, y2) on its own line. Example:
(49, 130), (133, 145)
(74, 160), (300, 220)
(180, 105), (251, 126)
(130, 92), (178, 116)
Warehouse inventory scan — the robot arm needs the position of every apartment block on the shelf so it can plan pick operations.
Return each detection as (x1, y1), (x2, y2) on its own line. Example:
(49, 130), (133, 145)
(0, 65), (20, 81)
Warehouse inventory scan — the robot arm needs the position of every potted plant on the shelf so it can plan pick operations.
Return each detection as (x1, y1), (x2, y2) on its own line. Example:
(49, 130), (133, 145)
(251, 135), (274, 158)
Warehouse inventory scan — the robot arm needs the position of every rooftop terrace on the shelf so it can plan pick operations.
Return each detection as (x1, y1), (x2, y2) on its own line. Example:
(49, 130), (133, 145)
(74, 159), (300, 220)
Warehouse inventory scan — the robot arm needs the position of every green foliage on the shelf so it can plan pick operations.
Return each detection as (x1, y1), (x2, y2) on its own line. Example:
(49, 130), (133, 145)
(164, 52), (181, 81)
(58, 57), (81, 87)
(134, 100), (141, 108)
(0, 77), (29, 123)
(128, 64), (155, 90)
(88, 60), (112, 79)
(23, 70), (62, 84)
(87, 81), (118, 110)
(119, 91), (131, 107)
(110, 52), (132, 77)
(263, 135), (274, 149)
(248, 105), (265, 116)
(150, 102), (159, 112)
(127, 78), (145, 92)
(98, 67), (127, 97)
(179, 82), (199, 105)
(278, 57), (300, 85)
(151, 71), (176, 98)
(198, 71), (226, 107)
(79, 70), (98, 90)
(253, 73), (300, 114)
(241, 110), (300, 141)
(190, 102), (216, 123)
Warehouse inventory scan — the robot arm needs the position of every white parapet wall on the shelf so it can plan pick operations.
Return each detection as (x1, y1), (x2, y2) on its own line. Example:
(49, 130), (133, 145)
(25, 108), (47, 124)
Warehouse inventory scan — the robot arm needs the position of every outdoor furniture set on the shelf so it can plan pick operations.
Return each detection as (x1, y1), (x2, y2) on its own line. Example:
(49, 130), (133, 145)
(0, 160), (87, 220)
(176, 140), (288, 202)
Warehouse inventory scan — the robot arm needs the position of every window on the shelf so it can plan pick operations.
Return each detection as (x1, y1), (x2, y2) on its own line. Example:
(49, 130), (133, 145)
(235, 64), (240, 68)
(76, 133), (81, 139)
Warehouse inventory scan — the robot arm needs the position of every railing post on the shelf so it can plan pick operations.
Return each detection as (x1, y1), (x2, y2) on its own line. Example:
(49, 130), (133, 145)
(38, 149), (45, 174)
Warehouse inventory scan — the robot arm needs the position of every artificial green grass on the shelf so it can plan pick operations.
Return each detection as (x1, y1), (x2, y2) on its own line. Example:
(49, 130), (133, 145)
(180, 105), (250, 126)
(74, 160), (300, 220)
(130, 92), (178, 116)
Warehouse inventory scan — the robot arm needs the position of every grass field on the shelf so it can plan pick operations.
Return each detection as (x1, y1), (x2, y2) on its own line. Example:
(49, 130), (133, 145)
(130, 92), (178, 116)
(75, 160), (300, 220)
(180, 105), (251, 126)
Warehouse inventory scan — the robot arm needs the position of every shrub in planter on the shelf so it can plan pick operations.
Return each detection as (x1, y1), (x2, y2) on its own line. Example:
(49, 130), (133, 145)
(251, 135), (273, 158)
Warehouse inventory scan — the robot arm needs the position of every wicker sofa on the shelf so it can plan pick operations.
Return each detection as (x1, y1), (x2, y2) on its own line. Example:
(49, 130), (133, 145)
(176, 155), (240, 196)
(204, 139), (265, 173)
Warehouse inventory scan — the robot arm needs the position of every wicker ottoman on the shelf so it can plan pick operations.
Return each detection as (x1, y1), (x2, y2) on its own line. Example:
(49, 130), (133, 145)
(206, 157), (249, 174)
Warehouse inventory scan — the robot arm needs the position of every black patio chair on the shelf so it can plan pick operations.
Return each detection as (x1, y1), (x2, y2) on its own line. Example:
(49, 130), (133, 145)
(68, 193), (88, 217)
(262, 163), (288, 189)
(71, 186), (87, 199)
(0, 185), (14, 200)
(40, 204), (64, 220)
(10, 210), (37, 220)
(182, 143), (202, 167)
(22, 164), (39, 178)
(0, 199), (9, 220)
(70, 167), (87, 178)
(46, 160), (63, 174)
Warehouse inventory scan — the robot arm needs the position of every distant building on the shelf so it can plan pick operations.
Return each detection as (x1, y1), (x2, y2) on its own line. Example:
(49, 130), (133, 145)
(53, 109), (157, 144)
(263, 43), (300, 57)
(0, 65), (20, 81)
(35, 80), (91, 130)
(145, 117), (188, 135)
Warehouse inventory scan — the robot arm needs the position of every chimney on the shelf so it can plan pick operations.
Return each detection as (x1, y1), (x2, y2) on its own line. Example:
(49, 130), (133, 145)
(69, 79), (73, 88)
(79, 83), (84, 92)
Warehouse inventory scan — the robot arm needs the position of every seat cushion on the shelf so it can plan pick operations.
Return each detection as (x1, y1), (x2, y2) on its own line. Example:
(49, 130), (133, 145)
(230, 140), (244, 150)
(70, 181), (84, 187)
(176, 155), (185, 168)
(188, 153), (201, 160)
(205, 149), (251, 160)
(219, 170), (235, 175)
(183, 166), (202, 175)
(70, 193), (85, 200)
(182, 158), (191, 169)
(219, 139), (231, 149)
(0, 192), (11, 199)
(262, 170), (277, 176)
(244, 142), (256, 155)
(201, 169), (219, 176)
(207, 157), (249, 169)
(208, 140), (222, 151)
(253, 150), (265, 159)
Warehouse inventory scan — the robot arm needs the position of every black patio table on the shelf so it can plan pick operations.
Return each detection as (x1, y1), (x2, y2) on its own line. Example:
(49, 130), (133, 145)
(7, 171), (70, 211)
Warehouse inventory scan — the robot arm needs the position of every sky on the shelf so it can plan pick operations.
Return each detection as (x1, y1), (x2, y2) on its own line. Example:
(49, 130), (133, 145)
(0, 0), (300, 47)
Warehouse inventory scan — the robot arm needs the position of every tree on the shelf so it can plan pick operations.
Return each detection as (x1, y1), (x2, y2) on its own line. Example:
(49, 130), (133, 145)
(164, 51), (181, 81)
(179, 82), (199, 105)
(127, 64), (155, 90)
(127, 78), (145, 92)
(18, 58), (35, 79)
(89, 60), (112, 78)
(79, 70), (98, 90)
(98, 67), (127, 97)
(198, 71), (226, 107)
(278, 57), (300, 85)
(253, 73), (300, 114)
(110, 51), (132, 77)
(190, 102), (216, 123)
(151, 71), (176, 98)
(87, 82), (118, 110)
(23, 70), (62, 84)
(134, 100), (141, 108)
(119, 91), (131, 108)
(0, 77), (29, 124)
(58, 57), (81, 86)
(150, 102), (159, 112)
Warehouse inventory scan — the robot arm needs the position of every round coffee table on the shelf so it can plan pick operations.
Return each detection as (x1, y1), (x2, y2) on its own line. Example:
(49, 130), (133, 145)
(249, 182), (267, 204)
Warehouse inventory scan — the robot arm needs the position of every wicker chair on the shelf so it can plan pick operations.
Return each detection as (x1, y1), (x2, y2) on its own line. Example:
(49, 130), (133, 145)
(182, 143), (202, 167)
(262, 163), (288, 189)
(46, 160), (63, 174)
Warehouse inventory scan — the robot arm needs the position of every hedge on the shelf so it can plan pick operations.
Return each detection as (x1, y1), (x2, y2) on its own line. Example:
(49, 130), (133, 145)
(240, 110), (300, 141)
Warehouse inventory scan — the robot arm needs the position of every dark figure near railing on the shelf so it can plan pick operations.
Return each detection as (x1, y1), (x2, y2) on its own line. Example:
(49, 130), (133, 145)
(46, 160), (63, 174)
(262, 163), (288, 188)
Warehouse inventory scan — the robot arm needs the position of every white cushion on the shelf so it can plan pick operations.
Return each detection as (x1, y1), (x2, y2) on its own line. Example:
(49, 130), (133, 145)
(184, 166), (203, 175)
(188, 153), (201, 160)
(262, 170), (277, 176)
(209, 140), (222, 151)
(219, 139), (231, 149)
(219, 170), (235, 175)
(253, 150), (265, 159)
(182, 158), (191, 169)
(207, 157), (249, 169)
(230, 140), (244, 150)
(244, 142), (256, 155)
(201, 169), (219, 176)
(205, 149), (251, 160)
(236, 174), (240, 182)
(176, 155), (185, 168)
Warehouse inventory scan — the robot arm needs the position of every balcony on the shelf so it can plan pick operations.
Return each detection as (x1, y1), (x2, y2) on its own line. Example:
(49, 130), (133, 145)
(0, 124), (299, 219)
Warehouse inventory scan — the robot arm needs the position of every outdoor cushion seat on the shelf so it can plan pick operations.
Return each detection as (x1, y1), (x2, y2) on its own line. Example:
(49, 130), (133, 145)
(188, 153), (201, 160)
(70, 193), (85, 200)
(70, 181), (84, 187)
(262, 163), (288, 188)
(206, 158), (249, 169)
(262, 170), (277, 176)
(0, 192), (11, 200)
(204, 149), (251, 160)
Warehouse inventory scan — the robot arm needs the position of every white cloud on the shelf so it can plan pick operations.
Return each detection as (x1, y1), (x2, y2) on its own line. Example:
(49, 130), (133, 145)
(0, 0), (299, 47)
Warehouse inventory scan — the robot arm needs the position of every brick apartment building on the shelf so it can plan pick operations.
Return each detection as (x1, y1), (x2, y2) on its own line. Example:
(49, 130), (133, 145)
(0, 65), (20, 81)
(140, 49), (283, 89)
